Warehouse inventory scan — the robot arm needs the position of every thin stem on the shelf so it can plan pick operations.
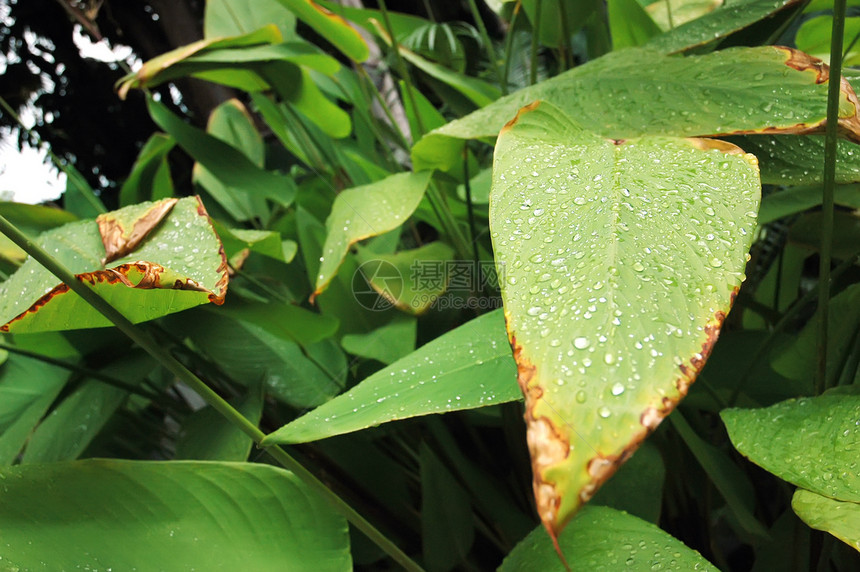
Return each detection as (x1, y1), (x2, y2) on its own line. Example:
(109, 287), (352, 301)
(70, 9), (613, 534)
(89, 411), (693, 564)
(0, 215), (423, 572)
(817, 0), (847, 394)
(501, 2), (522, 92)
(462, 145), (480, 268)
(465, 0), (507, 95)
(0, 96), (106, 214)
(530, 0), (542, 85)
(665, 0), (674, 30)
(557, 0), (572, 71)
(377, 0), (426, 137)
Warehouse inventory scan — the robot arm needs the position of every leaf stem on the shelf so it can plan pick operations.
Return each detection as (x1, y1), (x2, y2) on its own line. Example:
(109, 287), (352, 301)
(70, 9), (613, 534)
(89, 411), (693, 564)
(530, 0), (542, 85)
(817, 0), (847, 394)
(465, 0), (507, 95)
(0, 214), (423, 572)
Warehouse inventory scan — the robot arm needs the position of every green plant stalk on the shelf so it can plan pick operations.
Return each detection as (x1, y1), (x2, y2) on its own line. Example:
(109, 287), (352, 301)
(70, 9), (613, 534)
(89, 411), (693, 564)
(530, 0), (542, 85)
(427, 181), (472, 261)
(501, 2), (522, 91)
(556, 0), (572, 71)
(465, 0), (507, 95)
(377, 0), (426, 137)
(817, 0), (847, 393)
(0, 96), (106, 215)
(0, 215), (424, 572)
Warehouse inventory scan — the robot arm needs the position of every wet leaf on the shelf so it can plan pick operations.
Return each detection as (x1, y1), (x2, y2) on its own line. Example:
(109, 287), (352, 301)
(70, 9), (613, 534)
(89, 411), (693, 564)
(645, 0), (803, 53)
(647, 0), (723, 31)
(490, 102), (758, 540)
(726, 135), (860, 185)
(341, 315), (417, 365)
(0, 197), (228, 333)
(0, 202), (78, 267)
(722, 392), (860, 503)
(0, 459), (350, 570)
(313, 170), (432, 297)
(413, 46), (860, 172)
(262, 309), (519, 445)
(758, 184), (860, 225)
(791, 489), (860, 551)
(499, 505), (717, 571)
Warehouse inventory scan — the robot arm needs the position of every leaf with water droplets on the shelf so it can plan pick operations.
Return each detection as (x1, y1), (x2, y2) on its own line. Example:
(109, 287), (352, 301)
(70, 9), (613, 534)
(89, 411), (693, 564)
(490, 101), (759, 546)
(413, 45), (860, 172)
(791, 489), (860, 552)
(499, 505), (718, 571)
(313, 170), (432, 299)
(726, 135), (860, 185)
(722, 392), (860, 503)
(262, 309), (519, 445)
(0, 197), (228, 333)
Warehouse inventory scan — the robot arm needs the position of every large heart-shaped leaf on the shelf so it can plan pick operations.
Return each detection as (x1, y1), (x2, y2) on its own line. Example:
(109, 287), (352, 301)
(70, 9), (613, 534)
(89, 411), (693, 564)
(0, 197), (228, 333)
(0, 459), (351, 570)
(490, 102), (758, 543)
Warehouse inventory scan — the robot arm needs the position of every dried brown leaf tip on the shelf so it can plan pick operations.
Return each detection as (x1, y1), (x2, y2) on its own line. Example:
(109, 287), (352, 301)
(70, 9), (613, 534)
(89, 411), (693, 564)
(98, 198), (178, 264)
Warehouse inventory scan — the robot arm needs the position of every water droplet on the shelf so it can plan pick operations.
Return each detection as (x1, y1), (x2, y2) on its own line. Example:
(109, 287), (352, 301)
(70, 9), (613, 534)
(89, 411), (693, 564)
(573, 337), (590, 349)
(611, 382), (625, 396)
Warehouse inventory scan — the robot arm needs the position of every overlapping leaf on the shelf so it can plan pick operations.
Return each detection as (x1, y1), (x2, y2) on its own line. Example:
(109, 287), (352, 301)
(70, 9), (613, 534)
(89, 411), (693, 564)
(0, 197), (228, 333)
(490, 102), (759, 542)
(413, 45), (860, 172)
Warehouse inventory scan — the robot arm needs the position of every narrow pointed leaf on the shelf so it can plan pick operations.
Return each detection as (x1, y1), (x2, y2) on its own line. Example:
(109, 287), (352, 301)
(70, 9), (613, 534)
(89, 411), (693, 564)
(413, 46), (860, 172)
(313, 170), (432, 297)
(0, 460), (350, 570)
(791, 489), (860, 551)
(499, 505), (717, 571)
(262, 309), (518, 445)
(490, 102), (759, 539)
(272, 0), (368, 62)
(0, 197), (228, 333)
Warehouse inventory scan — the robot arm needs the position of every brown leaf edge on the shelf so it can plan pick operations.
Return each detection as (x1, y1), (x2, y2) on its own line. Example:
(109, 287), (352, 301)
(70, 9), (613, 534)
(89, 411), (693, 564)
(98, 197), (179, 264)
(0, 196), (229, 333)
(505, 290), (737, 567)
(716, 47), (860, 144)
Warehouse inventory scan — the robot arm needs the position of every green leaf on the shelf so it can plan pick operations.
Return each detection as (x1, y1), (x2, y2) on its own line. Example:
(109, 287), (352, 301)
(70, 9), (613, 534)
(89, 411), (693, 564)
(117, 26), (283, 97)
(420, 443), (474, 572)
(176, 383), (264, 461)
(0, 459), (351, 571)
(608, 0), (662, 49)
(215, 222), (296, 264)
(645, 0), (803, 54)
(313, 170), (432, 297)
(354, 241), (456, 315)
(148, 99), (297, 209)
(0, 197), (228, 333)
(796, 15), (860, 67)
(725, 135), (860, 185)
(758, 184), (860, 225)
(271, 0), (369, 62)
(0, 202), (78, 266)
(646, 0), (723, 31)
(0, 354), (70, 465)
(722, 392), (860, 503)
(521, 0), (602, 48)
(22, 353), (156, 463)
(341, 315), (417, 365)
(262, 309), (519, 445)
(499, 505), (717, 571)
(413, 45), (860, 172)
(791, 489), (860, 551)
(590, 440), (665, 523)
(119, 133), (176, 207)
(490, 101), (759, 538)
(205, 0), (297, 40)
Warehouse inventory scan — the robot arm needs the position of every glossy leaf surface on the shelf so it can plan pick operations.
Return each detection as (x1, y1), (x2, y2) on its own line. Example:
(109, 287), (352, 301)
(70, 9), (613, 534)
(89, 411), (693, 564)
(490, 102), (759, 539)
(272, 0), (368, 62)
(499, 505), (717, 571)
(263, 309), (518, 445)
(0, 460), (351, 571)
(314, 170), (432, 297)
(0, 197), (228, 333)
(722, 393), (860, 503)
(413, 46), (860, 172)
(792, 489), (860, 551)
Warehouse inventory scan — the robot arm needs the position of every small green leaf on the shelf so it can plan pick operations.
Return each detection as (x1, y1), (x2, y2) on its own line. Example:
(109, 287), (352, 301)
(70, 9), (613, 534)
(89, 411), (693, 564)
(520, 0), (602, 48)
(0, 197), (228, 333)
(722, 392), (860, 503)
(272, 0), (369, 62)
(758, 184), (860, 225)
(119, 133), (176, 207)
(262, 309), (519, 445)
(796, 15), (860, 66)
(646, 0), (723, 31)
(490, 101), (759, 538)
(0, 202), (78, 266)
(792, 489), (860, 551)
(0, 459), (351, 571)
(499, 505), (718, 571)
(608, 0), (662, 49)
(341, 315), (417, 365)
(205, 0), (297, 40)
(314, 170), (432, 297)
